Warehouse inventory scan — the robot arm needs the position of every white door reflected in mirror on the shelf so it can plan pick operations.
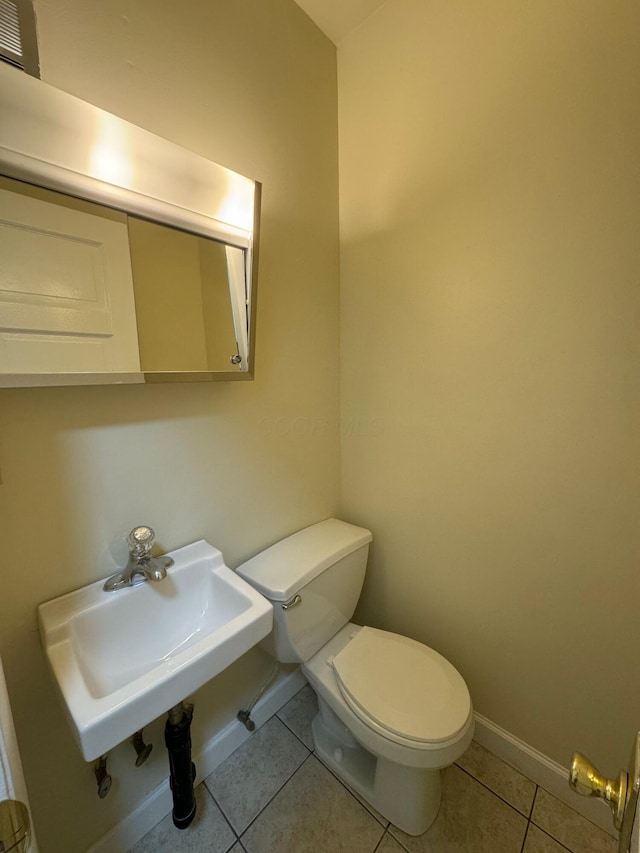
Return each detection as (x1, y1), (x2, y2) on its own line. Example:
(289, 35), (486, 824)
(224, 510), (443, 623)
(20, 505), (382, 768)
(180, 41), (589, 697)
(0, 179), (140, 375)
(0, 176), (251, 378)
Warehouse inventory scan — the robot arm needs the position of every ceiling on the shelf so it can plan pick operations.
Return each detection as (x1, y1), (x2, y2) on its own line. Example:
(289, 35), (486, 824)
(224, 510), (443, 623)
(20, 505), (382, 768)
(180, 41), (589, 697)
(293, 0), (388, 45)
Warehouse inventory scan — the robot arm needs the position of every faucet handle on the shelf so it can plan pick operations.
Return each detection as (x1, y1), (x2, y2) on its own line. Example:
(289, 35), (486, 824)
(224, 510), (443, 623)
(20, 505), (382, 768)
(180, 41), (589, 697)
(127, 526), (155, 559)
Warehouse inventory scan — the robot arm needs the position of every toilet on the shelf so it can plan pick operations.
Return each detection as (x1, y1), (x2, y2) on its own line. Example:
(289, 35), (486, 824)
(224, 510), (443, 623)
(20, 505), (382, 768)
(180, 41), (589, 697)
(236, 518), (474, 835)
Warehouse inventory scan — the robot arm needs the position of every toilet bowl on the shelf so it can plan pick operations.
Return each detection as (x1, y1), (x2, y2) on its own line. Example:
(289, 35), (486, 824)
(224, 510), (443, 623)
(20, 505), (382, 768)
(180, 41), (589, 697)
(237, 518), (473, 835)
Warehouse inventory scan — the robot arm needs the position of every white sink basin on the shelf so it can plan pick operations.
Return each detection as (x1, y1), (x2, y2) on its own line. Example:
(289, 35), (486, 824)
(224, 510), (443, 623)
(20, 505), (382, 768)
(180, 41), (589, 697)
(38, 540), (273, 761)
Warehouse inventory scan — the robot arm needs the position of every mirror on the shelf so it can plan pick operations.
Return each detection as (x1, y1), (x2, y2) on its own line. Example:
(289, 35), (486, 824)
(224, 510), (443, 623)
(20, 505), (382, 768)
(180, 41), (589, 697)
(128, 217), (245, 373)
(0, 63), (260, 387)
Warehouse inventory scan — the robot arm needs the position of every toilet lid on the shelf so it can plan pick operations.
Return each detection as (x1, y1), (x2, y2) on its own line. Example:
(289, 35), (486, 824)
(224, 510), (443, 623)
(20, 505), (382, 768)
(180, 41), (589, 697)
(330, 627), (471, 744)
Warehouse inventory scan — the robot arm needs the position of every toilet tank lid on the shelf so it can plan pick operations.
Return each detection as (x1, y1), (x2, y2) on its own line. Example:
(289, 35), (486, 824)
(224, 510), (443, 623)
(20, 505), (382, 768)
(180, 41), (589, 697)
(236, 518), (372, 601)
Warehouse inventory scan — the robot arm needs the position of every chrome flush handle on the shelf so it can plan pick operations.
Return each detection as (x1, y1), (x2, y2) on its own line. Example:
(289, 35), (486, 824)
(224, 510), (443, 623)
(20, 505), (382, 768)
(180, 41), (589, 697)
(282, 594), (302, 610)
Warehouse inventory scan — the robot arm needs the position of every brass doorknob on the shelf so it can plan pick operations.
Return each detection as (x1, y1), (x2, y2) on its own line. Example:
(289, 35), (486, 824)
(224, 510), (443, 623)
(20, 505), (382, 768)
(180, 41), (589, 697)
(569, 752), (628, 829)
(0, 799), (30, 853)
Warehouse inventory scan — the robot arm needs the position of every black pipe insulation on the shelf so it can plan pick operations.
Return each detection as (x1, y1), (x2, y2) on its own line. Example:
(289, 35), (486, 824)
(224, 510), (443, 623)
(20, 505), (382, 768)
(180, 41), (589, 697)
(165, 704), (196, 829)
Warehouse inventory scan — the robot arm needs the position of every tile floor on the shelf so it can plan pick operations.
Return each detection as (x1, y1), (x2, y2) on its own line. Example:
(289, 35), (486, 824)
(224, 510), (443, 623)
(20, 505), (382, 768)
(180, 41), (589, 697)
(130, 684), (616, 853)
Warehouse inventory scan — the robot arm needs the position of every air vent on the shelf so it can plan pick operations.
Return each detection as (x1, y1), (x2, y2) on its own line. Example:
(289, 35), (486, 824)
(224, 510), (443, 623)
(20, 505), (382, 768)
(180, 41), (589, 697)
(0, 0), (39, 77)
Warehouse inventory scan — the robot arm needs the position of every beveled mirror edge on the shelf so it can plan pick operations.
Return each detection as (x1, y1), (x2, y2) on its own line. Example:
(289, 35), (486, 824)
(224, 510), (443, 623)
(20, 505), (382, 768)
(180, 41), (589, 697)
(0, 63), (261, 386)
(0, 373), (145, 389)
(0, 367), (257, 388)
(246, 181), (262, 379)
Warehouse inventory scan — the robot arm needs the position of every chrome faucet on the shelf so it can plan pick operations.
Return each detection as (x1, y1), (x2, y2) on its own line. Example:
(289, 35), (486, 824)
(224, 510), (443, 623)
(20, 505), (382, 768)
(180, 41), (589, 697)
(103, 526), (174, 592)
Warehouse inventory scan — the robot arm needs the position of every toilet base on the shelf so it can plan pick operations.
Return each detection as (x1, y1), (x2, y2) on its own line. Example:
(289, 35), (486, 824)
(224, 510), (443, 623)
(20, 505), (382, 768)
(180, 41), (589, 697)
(311, 696), (442, 836)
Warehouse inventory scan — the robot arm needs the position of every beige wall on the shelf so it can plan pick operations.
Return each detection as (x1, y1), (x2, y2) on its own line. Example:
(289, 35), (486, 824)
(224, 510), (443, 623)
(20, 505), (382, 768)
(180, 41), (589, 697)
(4, 0), (639, 846)
(0, 1), (339, 851)
(200, 240), (238, 369)
(339, 0), (640, 772)
(128, 219), (210, 371)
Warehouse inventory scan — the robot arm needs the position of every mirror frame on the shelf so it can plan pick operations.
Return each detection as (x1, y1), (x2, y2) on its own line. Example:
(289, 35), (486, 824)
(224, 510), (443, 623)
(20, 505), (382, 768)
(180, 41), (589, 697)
(0, 63), (261, 386)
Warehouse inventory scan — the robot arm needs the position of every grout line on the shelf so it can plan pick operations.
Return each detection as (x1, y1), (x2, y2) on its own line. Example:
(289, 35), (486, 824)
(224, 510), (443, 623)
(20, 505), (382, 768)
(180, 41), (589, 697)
(312, 747), (389, 828)
(275, 711), (315, 752)
(527, 787), (593, 850)
(203, 784), (242, 842)
(534, 785), (616, 839)
(373, 829), (409, 853)
(386, 826), (412, 853)
(371, 833), (386, 853)
(273, 698), (389, 830)
(528, 823), (575, 853)
(528, 785), (538, 820)
(203, 712), (311, 837)
(238, 752), (316, 840)
(463, 738), (539, 786)
(274, 680), (310, 716)
(520, 820), (531, 853)
(455, 762), (534, 820)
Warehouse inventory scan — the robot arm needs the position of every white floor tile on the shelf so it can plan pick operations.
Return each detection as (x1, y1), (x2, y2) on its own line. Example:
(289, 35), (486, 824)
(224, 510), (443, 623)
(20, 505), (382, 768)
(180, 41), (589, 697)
(205, 716), (309, 834)
(241, 755), (385, 852)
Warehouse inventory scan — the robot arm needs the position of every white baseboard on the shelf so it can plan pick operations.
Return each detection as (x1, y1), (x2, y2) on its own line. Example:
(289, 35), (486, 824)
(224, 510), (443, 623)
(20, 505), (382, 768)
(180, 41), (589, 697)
(89, 668), (307, 853)
(473, 713), (616, 838)
(90, 675), (616, 850)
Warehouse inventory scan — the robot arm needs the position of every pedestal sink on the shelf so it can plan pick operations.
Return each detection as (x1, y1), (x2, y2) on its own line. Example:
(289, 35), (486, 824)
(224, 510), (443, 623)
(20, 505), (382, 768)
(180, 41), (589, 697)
(38, 540), (273, 761)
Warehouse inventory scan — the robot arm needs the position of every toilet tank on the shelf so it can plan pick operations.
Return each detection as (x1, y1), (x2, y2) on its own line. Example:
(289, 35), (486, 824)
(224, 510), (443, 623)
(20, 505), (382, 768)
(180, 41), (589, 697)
(236, 518), (372, 663)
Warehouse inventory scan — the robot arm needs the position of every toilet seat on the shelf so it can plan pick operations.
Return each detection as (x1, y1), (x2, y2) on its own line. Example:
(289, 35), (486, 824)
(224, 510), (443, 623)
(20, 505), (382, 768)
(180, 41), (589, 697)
(330, 627), (471, 748)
